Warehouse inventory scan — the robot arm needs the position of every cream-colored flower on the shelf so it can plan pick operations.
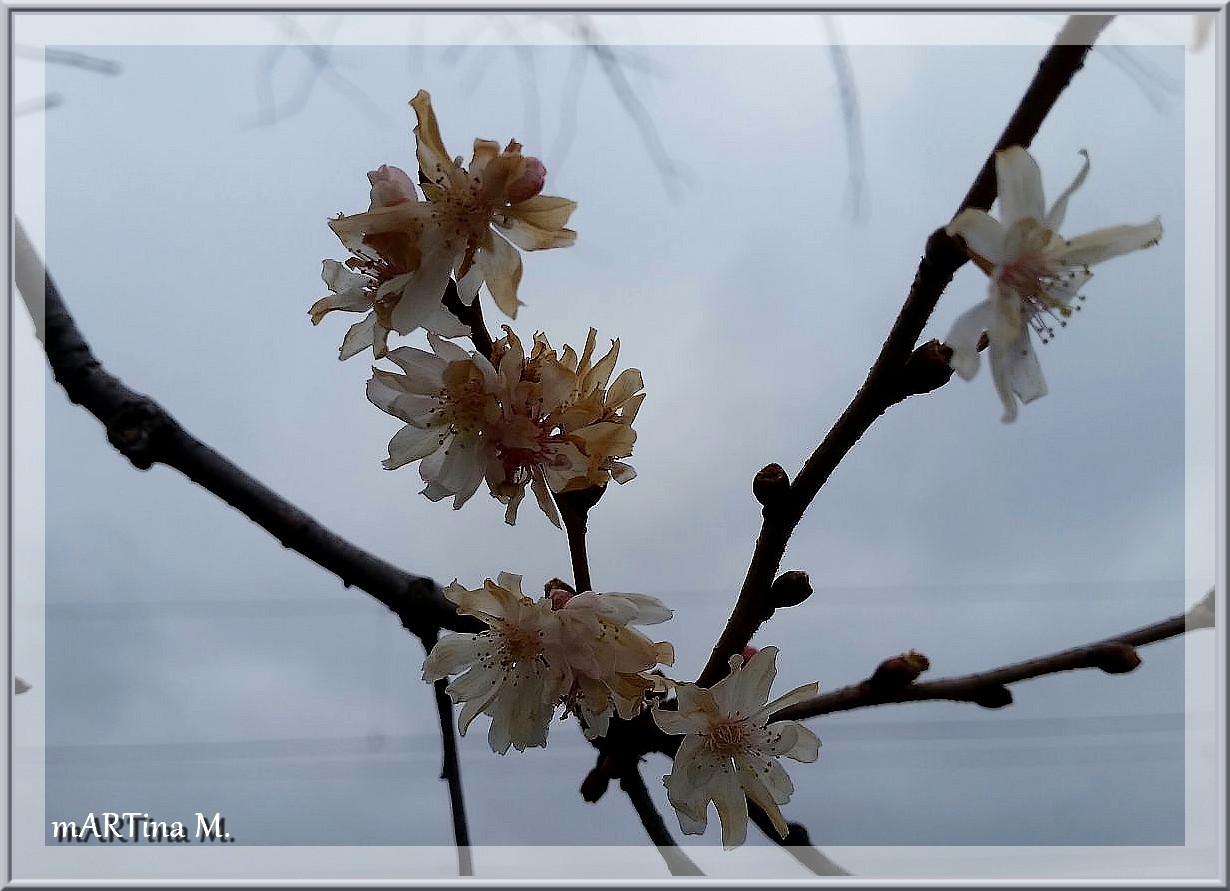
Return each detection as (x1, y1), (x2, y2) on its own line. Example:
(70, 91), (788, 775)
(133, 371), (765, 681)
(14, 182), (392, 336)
(329, 90), (576, 331)
(366, 332), (502, 509)
(423, 575), (674, 753)
(652, 646), (820, 849)
(549, 584), (675, 739)
(945, 146), (1162, 422)
(484, 328), (643, 526)
(369, 325), (642, 525)
(310, 165), (468, 360)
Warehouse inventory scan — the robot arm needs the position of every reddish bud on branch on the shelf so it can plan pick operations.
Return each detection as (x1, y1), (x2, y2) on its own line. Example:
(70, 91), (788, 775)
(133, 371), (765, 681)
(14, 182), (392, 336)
(869, 649), (931, 687)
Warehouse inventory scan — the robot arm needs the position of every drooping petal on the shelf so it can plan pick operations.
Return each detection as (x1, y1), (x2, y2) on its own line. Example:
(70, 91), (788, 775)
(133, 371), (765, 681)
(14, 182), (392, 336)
(1054, 217), (1163, 268)
(1044, 149), (1090, 231)
(947, 209), (1008, 266)
(339, 314), (378, 361)
(709, 760), (749, 849)
(477, 230), (525, 318)
(987, 329), (1044, 424)
(995, 146), (1046, 226)
(944, 296), (996, 381)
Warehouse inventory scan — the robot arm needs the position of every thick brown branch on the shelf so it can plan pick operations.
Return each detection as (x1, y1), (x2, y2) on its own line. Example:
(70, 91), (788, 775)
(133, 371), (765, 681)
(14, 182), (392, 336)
(772, 590), (1212, 722)
(696, 15), (1115, 688)
(14, 218), (480, 640)
(618, 766), (704, 876)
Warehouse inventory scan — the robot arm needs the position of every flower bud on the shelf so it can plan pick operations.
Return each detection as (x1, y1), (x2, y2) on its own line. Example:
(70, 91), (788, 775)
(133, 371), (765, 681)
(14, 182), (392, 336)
(741, 646), (759, 661)
(506, 156), (547, 203)
(544, 577), (578, 609)
(869, 649), (930, 687)
(753, 463), (790, 512)
(367, 164), (417, 207)
(769, 570), (812, 609)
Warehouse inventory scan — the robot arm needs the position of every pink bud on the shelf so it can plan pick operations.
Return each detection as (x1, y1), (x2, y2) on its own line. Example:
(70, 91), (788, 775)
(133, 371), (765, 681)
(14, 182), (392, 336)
(367, 165), (417, 207)
(506, 156), (547, 203)
(549, 587), (575, 610)
(741, 646), (759, 660)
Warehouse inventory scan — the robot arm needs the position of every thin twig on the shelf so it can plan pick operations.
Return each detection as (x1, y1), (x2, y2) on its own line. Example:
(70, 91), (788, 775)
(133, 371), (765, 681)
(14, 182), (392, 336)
(696, 14), (1115, 689)
(14, 218), (479, 639)
(618, 766), (704, 876)
(15, 45), (122, 75)
(441, 279), (495, 361)
(773, 590), (1213, 722)
(426, 630), (473, 875)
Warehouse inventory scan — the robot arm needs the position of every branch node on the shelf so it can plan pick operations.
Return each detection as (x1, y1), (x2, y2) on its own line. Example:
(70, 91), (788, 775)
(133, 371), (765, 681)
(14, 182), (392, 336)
(868, 649), (931, 688)
(752, 463), (791, 514)
(1088, 642), (1141, 674)
(969, 685), (1014, 709)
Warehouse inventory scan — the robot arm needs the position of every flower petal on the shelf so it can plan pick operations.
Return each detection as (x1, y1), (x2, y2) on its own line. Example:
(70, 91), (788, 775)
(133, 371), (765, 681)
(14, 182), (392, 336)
(1055, 217), (1163, 268)
(339, 314), (378, 361)
(944, 296), (995, 381)
(988, 330), (1045, 424)
(411, 90), (463, 189)
(477, 230), (525, 318)
(947, 209), (1007, 265)
(499, 195), (578, 251)
(382, 424), (445, 469)
(1044, 149), (1090, 231)
(995, 146), (1046, 226)
(712, 645), (778, 719)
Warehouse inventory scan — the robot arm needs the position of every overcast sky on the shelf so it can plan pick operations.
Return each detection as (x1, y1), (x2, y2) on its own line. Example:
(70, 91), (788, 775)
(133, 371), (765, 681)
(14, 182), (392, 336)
(9, 10), (1221, 883)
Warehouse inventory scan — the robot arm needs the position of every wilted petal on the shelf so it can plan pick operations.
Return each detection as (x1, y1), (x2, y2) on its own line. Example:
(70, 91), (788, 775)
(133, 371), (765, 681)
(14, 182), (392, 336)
(1044, 149), (1090, 231)
(477, 230), (525, 318)
(499, 195), (578, 250)
(411, 90), (462, 189)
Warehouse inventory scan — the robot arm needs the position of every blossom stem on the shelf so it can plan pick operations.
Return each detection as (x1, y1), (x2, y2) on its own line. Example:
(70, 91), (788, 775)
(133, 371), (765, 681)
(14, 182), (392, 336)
(429, 662), (473, 874)
(695, 14), (1115, 689)
(558, 496), (593, 593)
(770, 591), (1213, 722)
(440, 278), (495, 361)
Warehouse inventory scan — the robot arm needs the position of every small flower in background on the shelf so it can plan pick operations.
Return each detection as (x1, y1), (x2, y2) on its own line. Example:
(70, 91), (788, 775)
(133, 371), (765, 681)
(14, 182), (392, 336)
(324, 90), (576, 347)
(423, 574), (674, 754)
(944, 146), (1162, 422)
(311, 165), (468, 360)
(652, 646), (820, 848)
(367, 326), (643, 527)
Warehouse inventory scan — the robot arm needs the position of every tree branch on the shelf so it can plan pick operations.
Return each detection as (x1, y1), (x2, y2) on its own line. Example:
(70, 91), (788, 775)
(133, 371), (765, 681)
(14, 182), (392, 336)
(618, 766), (704, 876)
(426, 627), (473, 875)
(14, 217), (481, 640)
(696, 14), (1115, 688)
(772, 589), (1213, 722)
